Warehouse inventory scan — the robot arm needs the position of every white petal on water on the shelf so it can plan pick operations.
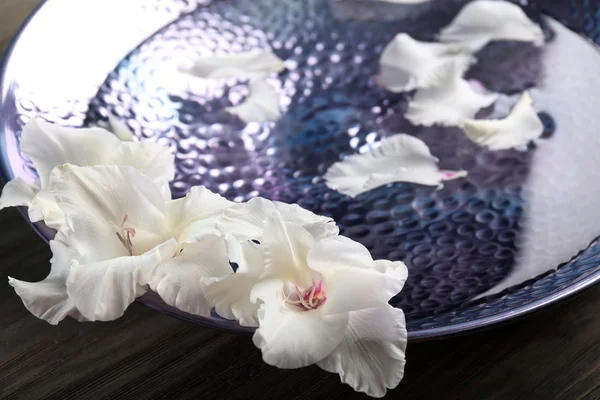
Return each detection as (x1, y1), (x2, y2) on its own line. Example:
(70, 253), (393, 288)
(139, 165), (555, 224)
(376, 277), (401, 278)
(462, 91), (544, 150)
(463, 92), (544, 150)
(324, 134), (467, 197)
(226, 79), (281, 123)
(406, 62), (498, 127)
(317, 305), (407, 398)
(438, 0), (545, 52)
(180, 50), (285, 80)
(379, 33), (474, 93)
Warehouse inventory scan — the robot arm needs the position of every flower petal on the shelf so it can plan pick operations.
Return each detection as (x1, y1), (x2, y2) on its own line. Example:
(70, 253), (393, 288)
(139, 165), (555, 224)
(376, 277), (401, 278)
(379, 33), (473, 93)
(0, 177), (37, 210)
(20, 118), (121, 188)
(251, 279), (349, 369)
(203, 273), (261, 327)
(227, 79), (281, 123)
(225, 235), (265, 275)
(180, 50), (285, 80)
(148, 235), (232, 317)
(462, 91), (544, 150)
(50, 165), (169, 262)
(406, 61), (498, 127)
(324, 134), (467, 197)
(218, 197), (338, 241)
(108, 116), (135, 141)
(308, 236), (408, 315)
(66, 239), (178, 321)
(166, 186), (233, 242)
(262, 213), (316, 285)
(438, 0), (545, 52)
(8, 277), (84, 325)
(317, 305), (407, 398)
(109, 141), (175, 189)
(8, 229), (83, 325)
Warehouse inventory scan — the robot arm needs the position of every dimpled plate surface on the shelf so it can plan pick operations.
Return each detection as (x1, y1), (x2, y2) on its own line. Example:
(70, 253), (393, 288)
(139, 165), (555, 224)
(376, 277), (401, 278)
(1, 0), (600, 340)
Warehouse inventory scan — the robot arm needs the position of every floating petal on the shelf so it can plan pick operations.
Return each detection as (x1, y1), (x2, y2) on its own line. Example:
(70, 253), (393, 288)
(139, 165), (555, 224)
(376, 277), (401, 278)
(180, 50), (285, 80)
(462, 91), (544, 150)
(406, 62), (498, 127)
(438, 0), (545, 52)
(379, 33), (473, 92)
(324, 134), (467, 197)
(227, 79), (281, 123)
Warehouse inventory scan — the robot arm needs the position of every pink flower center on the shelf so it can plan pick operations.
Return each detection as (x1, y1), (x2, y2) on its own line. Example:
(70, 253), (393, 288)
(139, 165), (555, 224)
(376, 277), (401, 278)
(116, 214), (136, 256)
(284, 280), (327, 311)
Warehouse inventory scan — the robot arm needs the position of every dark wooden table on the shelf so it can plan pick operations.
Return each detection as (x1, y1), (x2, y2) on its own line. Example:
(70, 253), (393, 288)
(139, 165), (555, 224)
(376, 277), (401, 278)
(2, 2), (600, 399)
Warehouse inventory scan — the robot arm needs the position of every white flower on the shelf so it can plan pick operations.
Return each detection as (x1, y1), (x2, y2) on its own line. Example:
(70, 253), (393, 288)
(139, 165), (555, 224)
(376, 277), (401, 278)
(248, 215), (408, 398)
(438, 0), (545, 52)
(209, 197), (407, 396)
(0, 118), (174, 230)
(226, 79), (281, 123)
(406, 61), (498, 127)
(324, 134), (467, 197)
(179, 50), (285, 80)
(205, 197), (339, 326)
(462, 91), (544, 150)
(180, 50), (285, 123)
(9, 164), (233, 324)
(378, 33), (474, 93)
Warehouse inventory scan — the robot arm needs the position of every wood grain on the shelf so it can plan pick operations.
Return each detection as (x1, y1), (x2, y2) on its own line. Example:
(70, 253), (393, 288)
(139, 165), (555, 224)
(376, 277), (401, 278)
(1, 2), (600, 399)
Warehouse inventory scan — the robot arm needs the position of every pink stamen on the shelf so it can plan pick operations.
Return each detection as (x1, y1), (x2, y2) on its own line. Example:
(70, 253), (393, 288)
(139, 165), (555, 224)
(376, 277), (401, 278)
(117, 214), (135, 256)
(284, 280), (327, 311)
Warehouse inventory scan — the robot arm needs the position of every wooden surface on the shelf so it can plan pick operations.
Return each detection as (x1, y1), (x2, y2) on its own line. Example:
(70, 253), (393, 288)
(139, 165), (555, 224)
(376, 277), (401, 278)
(2, 2), (600, 399)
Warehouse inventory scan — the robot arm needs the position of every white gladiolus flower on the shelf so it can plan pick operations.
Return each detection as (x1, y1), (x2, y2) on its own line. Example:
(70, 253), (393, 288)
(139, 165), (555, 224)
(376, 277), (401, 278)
(211, 198), (408, 397)
(462, 91), (544, 150)
(378, 33), (474, 93)
(9, 164), (233, 324)
(324, 134), (467, 197)
(205, 197), (339, 327)
(180, 50), (285, 123)
(438, 0), (545, 52)
(0, 118), (174, 230)
(406, 61), (498, 127)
